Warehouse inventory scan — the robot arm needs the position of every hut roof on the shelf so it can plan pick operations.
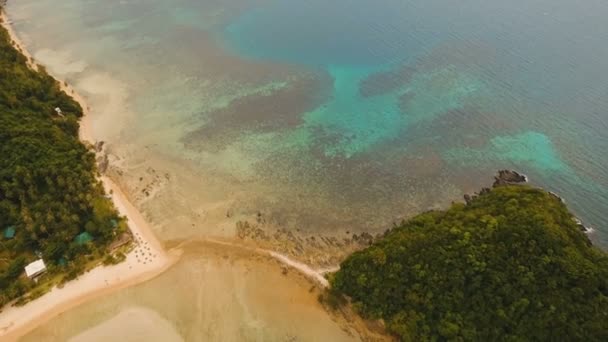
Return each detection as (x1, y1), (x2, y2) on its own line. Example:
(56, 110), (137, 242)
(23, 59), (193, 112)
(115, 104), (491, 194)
(74, 231), (93, 245)
(25, 259), (47, 278)
(3, 226), (16, 239)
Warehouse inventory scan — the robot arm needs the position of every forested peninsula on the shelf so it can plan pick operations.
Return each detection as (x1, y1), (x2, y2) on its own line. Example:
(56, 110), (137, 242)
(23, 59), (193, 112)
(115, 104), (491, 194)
(330, 181), (608, 340)
(0, 11), (127, 308)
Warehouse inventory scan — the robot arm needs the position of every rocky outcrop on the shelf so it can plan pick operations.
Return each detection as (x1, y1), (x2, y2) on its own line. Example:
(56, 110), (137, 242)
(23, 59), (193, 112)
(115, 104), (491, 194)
(235, 216), (381, 267)
(464, 170), (526, 204)
(94, 140), (105, 152)
(92, 140), (109, 174)
(549, 191), (566, 204)
(97, 153), (109, 174)
(572, 217), (595, 234)
(493, 170), (528, 187)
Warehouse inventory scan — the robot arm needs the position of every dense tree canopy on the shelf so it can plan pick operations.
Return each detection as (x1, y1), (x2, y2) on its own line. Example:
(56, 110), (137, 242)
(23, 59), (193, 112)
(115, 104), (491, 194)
(0, 15), (125, 306)
(331, 185), (608, 341)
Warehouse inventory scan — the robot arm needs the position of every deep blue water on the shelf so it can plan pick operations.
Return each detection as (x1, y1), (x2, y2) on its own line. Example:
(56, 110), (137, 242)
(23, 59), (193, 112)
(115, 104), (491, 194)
(222, 0), (608, 244)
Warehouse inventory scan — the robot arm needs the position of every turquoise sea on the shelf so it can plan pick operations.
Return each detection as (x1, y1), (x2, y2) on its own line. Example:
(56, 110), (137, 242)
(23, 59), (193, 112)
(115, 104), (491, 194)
(8, 0), (608, 246)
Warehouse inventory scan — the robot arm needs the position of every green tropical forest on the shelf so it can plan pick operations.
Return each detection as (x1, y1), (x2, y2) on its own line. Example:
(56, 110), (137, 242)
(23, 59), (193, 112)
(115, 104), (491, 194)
(0, 14), (126, 307)
(331, 185), (608, 341)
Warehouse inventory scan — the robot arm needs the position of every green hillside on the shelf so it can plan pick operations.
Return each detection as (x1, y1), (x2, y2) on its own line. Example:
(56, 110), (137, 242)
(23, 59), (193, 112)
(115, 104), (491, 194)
(0, 12), (127, 307)
(331, 185), (608, 341)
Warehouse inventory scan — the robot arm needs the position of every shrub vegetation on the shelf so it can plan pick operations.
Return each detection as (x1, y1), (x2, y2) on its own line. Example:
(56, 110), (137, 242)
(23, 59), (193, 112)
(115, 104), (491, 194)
(0, 12), (126, 307)
(331, 185), (608, 341)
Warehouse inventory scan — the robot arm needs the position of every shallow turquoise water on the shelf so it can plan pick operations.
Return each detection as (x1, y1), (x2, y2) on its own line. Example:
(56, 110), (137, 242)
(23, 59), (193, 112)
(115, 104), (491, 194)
(221, 0), (608, 244)
(8, 0), (608, 246)
(444, 131), (569, 172)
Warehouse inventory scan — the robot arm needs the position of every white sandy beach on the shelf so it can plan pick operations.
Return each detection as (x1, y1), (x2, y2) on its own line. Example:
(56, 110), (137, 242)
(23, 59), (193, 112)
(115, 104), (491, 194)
(0, 10), (177, 341)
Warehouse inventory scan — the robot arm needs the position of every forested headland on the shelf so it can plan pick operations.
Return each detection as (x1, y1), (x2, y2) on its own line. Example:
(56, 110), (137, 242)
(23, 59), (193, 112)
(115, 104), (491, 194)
(0, 10), (127, 307)
(330, 184), (608, 341)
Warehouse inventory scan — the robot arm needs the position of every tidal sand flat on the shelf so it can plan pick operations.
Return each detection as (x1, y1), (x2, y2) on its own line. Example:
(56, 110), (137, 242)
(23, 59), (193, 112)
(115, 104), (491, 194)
(68, 307), (184, 342)
(21, 242), (369, 341)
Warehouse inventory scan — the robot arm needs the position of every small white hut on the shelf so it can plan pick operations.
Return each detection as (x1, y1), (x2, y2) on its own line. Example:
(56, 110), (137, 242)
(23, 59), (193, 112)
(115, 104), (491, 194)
(25, 259), (47, 279)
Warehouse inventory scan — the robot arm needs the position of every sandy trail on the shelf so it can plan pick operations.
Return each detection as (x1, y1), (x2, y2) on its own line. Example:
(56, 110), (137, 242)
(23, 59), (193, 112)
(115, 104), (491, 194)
(204, 238), (339, 287)
(268, 251), (332, 287)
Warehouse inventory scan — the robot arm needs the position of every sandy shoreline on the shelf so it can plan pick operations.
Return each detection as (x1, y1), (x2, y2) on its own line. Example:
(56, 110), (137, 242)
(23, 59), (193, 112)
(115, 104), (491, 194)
(0, 9), (177, 341)
(0, 7), (351, 341)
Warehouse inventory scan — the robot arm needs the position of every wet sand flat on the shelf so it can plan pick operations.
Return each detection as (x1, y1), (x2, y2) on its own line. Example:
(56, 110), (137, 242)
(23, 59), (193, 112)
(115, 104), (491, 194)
(22, 241), (361, 342)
